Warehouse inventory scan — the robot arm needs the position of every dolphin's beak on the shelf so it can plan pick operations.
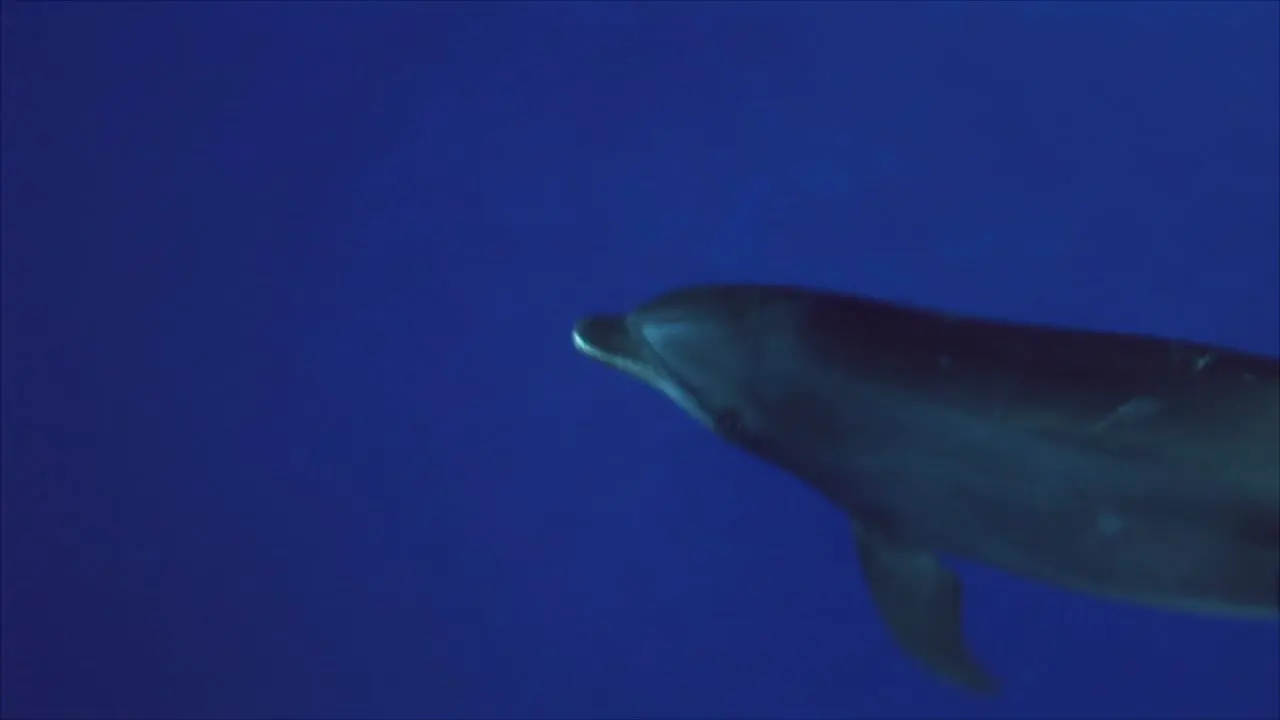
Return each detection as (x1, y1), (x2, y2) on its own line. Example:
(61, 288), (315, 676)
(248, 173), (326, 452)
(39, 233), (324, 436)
(573, 315), (631, 359)
(573, 313), (710, 426)
(573, 314), (660, 385)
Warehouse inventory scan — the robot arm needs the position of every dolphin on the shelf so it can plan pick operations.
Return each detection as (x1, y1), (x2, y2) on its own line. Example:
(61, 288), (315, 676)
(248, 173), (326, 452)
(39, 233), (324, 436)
(572, 284), (1279, 693)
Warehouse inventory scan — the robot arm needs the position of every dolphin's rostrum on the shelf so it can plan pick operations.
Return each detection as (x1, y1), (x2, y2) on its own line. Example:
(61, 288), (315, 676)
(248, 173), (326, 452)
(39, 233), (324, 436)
(573, 284), (1279, 693)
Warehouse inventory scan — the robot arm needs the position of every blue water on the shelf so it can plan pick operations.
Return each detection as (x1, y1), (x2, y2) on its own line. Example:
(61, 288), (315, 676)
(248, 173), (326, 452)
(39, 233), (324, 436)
(2, 2), (1277, 718)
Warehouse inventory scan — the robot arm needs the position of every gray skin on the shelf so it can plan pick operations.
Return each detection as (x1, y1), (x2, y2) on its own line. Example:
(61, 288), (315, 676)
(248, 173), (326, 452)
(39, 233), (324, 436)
(572, 284), (1280, 693)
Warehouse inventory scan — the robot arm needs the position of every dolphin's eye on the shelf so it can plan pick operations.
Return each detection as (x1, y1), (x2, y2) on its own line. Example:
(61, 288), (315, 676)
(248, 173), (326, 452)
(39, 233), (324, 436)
(714, 409), (745, 435)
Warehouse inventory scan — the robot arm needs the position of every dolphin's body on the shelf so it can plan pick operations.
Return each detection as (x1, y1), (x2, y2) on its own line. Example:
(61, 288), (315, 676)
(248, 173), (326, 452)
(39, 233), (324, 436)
(572, 284), (1280, 692)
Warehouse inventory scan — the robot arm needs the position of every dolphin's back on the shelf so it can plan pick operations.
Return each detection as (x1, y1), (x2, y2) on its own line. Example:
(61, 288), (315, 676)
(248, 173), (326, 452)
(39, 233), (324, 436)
(798, 287), (1275, 404)
(794, 288), (1277, 459)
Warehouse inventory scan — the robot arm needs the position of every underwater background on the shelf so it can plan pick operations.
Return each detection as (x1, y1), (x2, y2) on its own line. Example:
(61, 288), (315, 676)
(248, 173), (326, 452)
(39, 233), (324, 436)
(2, 1), (1277, 718)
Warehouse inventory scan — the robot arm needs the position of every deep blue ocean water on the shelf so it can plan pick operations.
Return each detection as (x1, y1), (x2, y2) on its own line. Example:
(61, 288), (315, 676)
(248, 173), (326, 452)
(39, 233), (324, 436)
(2, 2), (1277, 718)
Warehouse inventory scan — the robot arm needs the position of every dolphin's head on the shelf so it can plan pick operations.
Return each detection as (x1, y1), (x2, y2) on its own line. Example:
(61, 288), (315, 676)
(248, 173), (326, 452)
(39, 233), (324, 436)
(572, 285), (823, 441)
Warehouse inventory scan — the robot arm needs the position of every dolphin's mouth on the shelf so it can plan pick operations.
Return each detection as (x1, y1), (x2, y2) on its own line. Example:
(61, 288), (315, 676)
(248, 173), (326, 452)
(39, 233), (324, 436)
(573, 315), (632, 358)
(573, 313), (713, 427)
(573, 314), (655, 382)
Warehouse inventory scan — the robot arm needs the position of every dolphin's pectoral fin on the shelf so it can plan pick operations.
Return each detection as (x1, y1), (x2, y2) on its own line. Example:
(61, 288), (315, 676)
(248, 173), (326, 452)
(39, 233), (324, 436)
(853, 526), (998, 694)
